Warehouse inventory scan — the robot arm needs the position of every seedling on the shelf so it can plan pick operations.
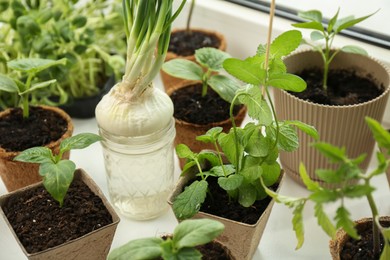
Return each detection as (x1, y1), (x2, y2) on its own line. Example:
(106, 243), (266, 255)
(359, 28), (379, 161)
(108, 219), (225, 260)
(0, 58), (66, 118)
(14, 133), (102, 207)
(264, 117), (390, 259)
(162, 47), (239, 103)
(293, 9), (377, 90)
(172, 30), (319, 220)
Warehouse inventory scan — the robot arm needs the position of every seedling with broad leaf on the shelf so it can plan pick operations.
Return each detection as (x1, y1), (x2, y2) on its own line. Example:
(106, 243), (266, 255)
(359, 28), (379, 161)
(162, 47), (239, 103)
(108, 219), (225, 260)
(0, 58), (66, 118)
(14, 133), (102, 207)
(172, 30), (319, 221)
(292, 9), (377, 90)
(264, 117), (390, 259)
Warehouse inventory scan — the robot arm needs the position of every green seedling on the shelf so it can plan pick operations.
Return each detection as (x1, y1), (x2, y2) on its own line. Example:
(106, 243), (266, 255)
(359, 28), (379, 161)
(108, 219), (225, 260)
(293, 9), (377, 90)
(14, 133), (102, 207)
(0, 58), (66, 118)
(172, 30), (319, 220)
(264, 117), (390, 259)
(162, 47), (239, 103)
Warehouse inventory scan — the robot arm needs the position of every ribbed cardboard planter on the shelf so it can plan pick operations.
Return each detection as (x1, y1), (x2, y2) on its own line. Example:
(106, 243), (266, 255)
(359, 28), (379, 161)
(161, 28), (227, 92)
(167, 83), (247, 168)
(329, 216), (390, 260)
(0, 105), (74, 191)
(0, 168), (120, 260)
(168, 170), (284, 260)
(274, 50), (390, 187)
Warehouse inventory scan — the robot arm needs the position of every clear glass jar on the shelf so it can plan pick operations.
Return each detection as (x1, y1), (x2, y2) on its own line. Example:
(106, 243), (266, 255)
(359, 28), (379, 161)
(99, 119), (176, 220)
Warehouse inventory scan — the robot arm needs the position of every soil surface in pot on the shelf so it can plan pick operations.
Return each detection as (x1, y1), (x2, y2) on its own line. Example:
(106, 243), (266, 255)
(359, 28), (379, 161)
(289, 69), (384, 105)
(340, 220), (389, 259)
(0, 106), (68, 152)
(169, 30), (221, 56)
(196, 176), (275, 225)
(171, 84), (242, 125)
(2, 179), (113, 253)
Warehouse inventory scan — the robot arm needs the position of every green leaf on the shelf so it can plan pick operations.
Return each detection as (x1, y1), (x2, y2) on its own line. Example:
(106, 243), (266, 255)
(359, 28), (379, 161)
(312, 142), (346, 163)
(365, 117), (390, 150)
(208, 75), (240, 103)
(341, 45), (368, 56)
(223, 57), (266, 85)
(210, 165), (235, 177)
(270, 30), (302, 58)
(315, 169), (342, 184)
(285, 120), (319, 140)
(162, 59), (203, 81)
(60, 133), (101, 153)
(267, 73), (307, 92)
(174, 247), (202, 260)
(310, 31), (325, 41)
(218, 130), (244, 167)
(20, 79), (57, 95)
(267, 124), (299, 152)
(39, 160), (76, 206)
(195, 47), (231, 71)
(309, 189), (339, 203)
(299, 163), (320, 191)
(218, 174), (243, 191)
(335, 207), (359, 239)
(108, 238), (163, 260)
(14, 147), (54, 164)
(0, 74), (19, 93)
(327, 8), (340, 33)
(8, 58), (66, 74)
(343, 184), (375, 198)
(241, 164), (263, 183)
(238, 183), (257, 207)
(314, 203), (336, 239)
(176, 144), (196, 159)
(173, 180), (208, 220)
(298, 10), (323, 23)
(261, 162), (281, 186)
(173, 219), (224, 249)
(292, 201), (305, 249)
(334, 11), (378, 33)
(198, 151), (220, 167)
(238, 86), (272, 125)
(245, 129), (270, 157)
(292, 21), (324, 31)
(196, 127), (223, 143)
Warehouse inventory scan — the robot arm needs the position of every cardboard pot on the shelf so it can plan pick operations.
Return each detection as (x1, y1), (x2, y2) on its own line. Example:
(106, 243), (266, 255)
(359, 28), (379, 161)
(167, 83), (247, 168)
(274, 50), (390, 187)
(168, 169), (284, 260)
(0, 168), (120, 260)
(161, 28), (227, 93)
(329, 216), (390, 260)
(0, 105), (74, 191)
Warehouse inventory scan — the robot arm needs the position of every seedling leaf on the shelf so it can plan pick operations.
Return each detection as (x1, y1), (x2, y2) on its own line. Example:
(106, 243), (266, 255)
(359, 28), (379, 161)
(173, 180), (208, 220)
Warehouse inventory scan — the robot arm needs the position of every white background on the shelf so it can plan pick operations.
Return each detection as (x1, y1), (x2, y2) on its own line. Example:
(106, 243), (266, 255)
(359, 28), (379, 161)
(1, 0), (389, 259)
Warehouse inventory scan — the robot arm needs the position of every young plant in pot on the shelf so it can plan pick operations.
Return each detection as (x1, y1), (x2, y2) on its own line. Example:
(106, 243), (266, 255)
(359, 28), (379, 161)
(0, 57), (74, 191)
(0, 133), (120, 260)
(273, 9), (390, 186)
(162, 47), (246, 168)
(95, 0), (187, 220)
(160, 0), (227, 91)
(108, 218), (234, 260)
(0, 0), (126, 118)
(265, 117), (390, 259)
(168, 29), (319, 260)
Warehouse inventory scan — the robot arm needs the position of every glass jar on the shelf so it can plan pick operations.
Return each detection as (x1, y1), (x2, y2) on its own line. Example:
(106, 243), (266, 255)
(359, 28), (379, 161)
(99, 119), (176, 220)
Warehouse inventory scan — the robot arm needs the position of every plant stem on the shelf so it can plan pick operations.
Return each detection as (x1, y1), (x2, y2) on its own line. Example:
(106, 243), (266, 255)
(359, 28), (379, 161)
(365, 178), (381, 256)
(186, 0), (195, 33)
(201, 70), (210, 97)
(22, 73), (34, 118)
(229, 93), (242, 173)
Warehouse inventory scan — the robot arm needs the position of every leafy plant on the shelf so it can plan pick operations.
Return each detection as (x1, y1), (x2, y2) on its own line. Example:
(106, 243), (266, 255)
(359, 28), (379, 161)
(14, 133), (102, 207)
(292, 9), (377, 90)
(264, 117), (390, 259)
(162, 47), (239, 103)
(172, 30), (319, 220)
(0, 58), (66, 118)
(108, 219), (225, 260)
(0, 0), (125, 108)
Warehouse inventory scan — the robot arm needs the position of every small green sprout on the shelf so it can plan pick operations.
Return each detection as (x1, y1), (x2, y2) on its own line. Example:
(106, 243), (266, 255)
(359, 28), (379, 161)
(14, 133), (102, 207)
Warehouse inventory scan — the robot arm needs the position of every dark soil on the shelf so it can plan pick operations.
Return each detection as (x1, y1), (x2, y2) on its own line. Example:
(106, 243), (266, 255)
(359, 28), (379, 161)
(199, 176), (274, 225)
(2, 179), (113, 254)
(0, 106), (68, 152)
(340, 220), (389, 259)
(289, 68), (384, 105)
(170, 84), (242, 125)
(169, 30), (221, 56)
